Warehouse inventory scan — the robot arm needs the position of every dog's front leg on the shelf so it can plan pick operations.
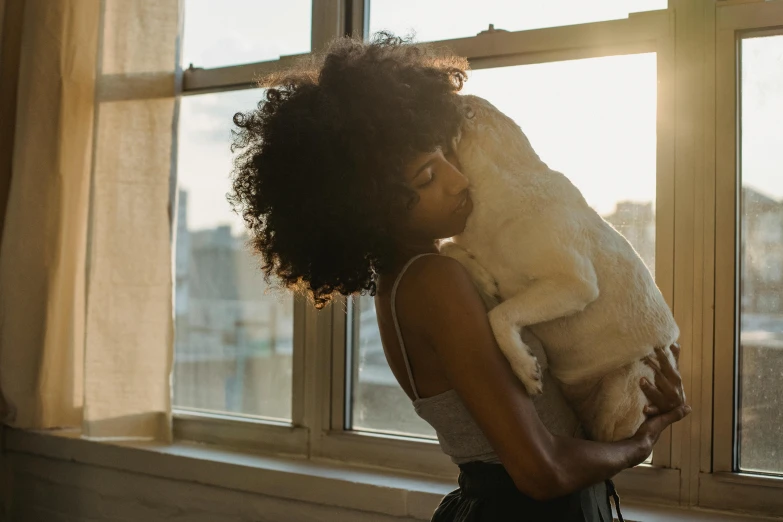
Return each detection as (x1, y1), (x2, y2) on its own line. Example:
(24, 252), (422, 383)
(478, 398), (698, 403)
(491, 261), (599, 396)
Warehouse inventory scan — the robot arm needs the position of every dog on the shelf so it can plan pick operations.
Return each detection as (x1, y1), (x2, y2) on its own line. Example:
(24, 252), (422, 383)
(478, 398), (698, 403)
(441, 95), (680, 442)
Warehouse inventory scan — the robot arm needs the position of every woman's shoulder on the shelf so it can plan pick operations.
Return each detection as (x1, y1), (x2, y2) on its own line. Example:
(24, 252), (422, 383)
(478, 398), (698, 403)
(394, 254), (485, 323)
(397, 253), (474, 295)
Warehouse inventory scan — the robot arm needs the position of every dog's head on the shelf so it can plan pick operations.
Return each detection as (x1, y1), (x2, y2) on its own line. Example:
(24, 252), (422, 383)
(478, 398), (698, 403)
(451, 95), (547, 184)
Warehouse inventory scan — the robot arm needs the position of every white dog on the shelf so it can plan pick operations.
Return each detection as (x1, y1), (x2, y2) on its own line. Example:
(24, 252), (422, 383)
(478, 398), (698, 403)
(442, 95), (680, 442)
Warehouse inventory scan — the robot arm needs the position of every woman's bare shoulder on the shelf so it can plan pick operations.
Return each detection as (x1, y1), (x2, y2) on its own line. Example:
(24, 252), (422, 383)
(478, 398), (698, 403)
(395, 254), (480, 309)
(393, 254), (487, 341)
(401, 253), (474, 286)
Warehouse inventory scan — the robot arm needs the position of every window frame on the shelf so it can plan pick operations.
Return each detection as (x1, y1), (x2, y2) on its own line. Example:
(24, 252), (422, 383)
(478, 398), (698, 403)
(169, 0), (783, 516)
(707, 0), (783, 514)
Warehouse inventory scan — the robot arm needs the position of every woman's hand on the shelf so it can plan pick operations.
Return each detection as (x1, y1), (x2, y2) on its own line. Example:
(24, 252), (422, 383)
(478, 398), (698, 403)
(631, 343), (691, 463)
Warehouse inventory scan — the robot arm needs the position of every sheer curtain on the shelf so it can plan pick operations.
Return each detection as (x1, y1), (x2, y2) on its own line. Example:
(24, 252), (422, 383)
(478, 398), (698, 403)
(0, 0), (179, 441)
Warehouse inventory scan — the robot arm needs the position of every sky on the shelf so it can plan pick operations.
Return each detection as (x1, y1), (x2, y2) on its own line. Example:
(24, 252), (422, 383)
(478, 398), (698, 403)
(368, 0), (666, 42)
(181, 0), (311, 68)
(176, 1), (781, 233)
(742, 35), (783, 202)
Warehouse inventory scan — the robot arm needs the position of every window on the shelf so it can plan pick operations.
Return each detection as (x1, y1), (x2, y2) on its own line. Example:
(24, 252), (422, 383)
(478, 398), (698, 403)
(737, 34), (783, 475)
(368, 0), (666, 43)
(170, 0), (783, 517)
(174, 89), (294, 420)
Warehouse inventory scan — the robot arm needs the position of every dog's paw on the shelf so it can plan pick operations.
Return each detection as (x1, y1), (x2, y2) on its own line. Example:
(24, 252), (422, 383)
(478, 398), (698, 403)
(515, 353), (544, 397)
(489, 314), (544, 396)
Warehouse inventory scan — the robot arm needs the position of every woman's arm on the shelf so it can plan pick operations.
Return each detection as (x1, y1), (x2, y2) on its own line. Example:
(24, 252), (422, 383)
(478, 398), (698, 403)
(549, 343), (688, 497)
(400, 255), (689, 501)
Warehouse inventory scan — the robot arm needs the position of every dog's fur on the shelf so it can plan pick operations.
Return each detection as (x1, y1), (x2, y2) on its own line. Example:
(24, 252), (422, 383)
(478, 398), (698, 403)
(442, 95), (680, 442)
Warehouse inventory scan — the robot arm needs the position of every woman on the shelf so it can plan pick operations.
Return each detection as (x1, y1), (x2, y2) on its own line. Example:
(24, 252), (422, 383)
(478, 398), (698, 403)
(229, 33), (689, 522)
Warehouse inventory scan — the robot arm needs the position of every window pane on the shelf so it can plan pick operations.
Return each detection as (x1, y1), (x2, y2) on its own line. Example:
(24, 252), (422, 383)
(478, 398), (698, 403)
(350, 296), (436, 438)
(182, 0), (311, 69)
(738, 34), (783, 475)
(369, 0), (666, 43)
(174, 89), (294, 421)
(349, 53), (657, 438)
(463, 53), (657, 273)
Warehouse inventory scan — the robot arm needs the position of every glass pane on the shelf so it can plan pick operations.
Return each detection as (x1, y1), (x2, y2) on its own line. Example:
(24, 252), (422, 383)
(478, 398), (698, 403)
(182, 0), (312, 69)
(738, 34), (783, 475)
(463, 53), (657, 273)
(349, 53), (657, 439)
(369, 0), (667, 43)
(173, 89), (294, 421)
(350, 295), (436, 438)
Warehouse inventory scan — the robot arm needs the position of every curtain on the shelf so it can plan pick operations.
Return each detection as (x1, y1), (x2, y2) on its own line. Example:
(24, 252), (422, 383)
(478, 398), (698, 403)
(0, 0), (179, 441)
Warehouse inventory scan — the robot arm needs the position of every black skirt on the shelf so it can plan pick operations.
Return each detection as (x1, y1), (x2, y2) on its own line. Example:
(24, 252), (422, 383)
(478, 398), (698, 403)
(431, 462), (616, 522)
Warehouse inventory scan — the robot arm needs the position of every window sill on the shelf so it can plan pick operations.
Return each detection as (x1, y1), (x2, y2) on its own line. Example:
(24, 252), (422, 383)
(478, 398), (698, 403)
(698, 471), (783, 517)
(5, 428), (451, 520)
(4, 429), (780, 521)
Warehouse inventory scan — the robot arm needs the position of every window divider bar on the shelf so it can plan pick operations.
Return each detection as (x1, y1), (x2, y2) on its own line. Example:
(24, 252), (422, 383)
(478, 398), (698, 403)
(346, 0), (368, 39)
(435, 10), (669, 63)
(291, 296), (308, 428)
(183, 9), (670, 94)
(302, 301), (327, 451)
(182, 53), (308, 94)
(468, 41), (656, 71)
(173, 411), (309, 456)
(650, 11), (677, 471)
(717, 1), (783, 30)
(713, 25), (740, 475)
(312, 0), (344, 53)
(696, 0), (719, 493)
(330, 296), (349, 431)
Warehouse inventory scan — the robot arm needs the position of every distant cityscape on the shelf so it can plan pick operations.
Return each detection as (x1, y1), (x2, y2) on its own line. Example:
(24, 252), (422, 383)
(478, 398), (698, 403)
(171, 186), (783, 472)
(173, 190), (293, 419)
(736, 187), (783, 473)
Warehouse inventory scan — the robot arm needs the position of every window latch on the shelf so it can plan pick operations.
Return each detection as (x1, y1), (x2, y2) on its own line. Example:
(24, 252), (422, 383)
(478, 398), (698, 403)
(477, 24), (508, 36)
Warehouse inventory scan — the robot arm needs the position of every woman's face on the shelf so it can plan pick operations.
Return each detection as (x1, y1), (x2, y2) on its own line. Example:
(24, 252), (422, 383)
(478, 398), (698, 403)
(400, 147), (473, 242)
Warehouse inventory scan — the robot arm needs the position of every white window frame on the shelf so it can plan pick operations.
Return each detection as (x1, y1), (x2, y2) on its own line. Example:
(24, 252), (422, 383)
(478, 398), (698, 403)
(171, 0), (783, 516)
(706, 0), (783, 515)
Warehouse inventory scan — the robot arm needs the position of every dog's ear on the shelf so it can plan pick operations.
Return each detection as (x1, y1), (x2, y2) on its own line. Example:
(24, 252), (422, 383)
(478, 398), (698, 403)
(451, 127), (462, 151)
(450, 102), (472, 151)
(451, 99), (474, 151)
(459, 95), (476, 120)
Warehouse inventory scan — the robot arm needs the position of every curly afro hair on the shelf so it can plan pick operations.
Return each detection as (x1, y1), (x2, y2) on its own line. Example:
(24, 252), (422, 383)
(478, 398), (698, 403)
(229, 33), (468, 308)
